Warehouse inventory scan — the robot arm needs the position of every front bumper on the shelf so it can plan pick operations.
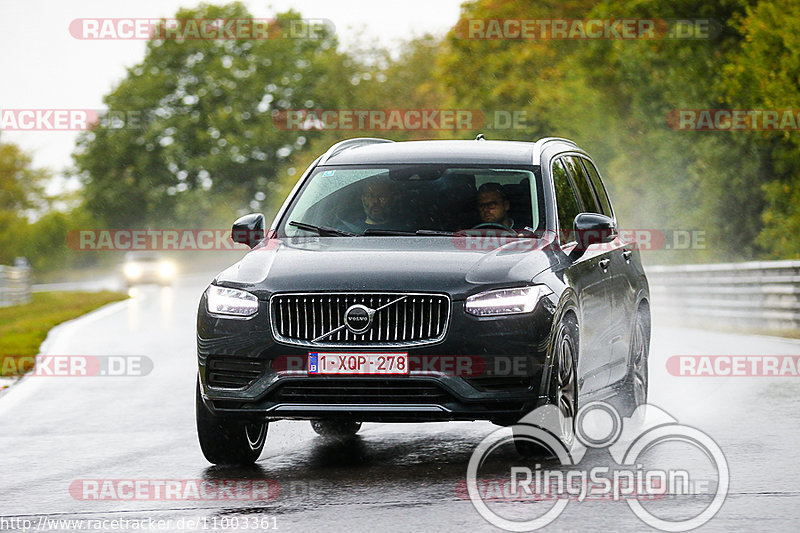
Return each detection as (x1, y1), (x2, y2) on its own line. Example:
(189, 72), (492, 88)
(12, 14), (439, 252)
(197, 293), (557, 424)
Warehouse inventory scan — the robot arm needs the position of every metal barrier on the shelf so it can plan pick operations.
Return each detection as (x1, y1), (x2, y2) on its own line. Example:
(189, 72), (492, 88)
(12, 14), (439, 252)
(647, 260), (800, 332)
(0, 265), (32, 308)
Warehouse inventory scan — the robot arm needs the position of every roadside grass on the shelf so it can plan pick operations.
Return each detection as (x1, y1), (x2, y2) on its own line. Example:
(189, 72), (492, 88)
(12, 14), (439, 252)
(0, 291), (128, 377)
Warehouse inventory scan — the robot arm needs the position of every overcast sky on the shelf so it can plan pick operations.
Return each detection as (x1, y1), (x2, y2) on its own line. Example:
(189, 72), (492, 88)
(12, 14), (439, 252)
(0, 0), (465, 187)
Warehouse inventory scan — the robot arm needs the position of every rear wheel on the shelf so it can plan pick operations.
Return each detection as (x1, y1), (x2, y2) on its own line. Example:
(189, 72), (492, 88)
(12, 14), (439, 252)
(617, 305), (650, 416)
(196, 382), (267, 465)
(310, 420), (362, 439)
(514, 314), (578, 457)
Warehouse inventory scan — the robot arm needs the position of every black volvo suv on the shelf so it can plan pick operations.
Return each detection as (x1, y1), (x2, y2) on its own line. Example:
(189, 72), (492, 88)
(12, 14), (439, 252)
(196, 137), (650, 464)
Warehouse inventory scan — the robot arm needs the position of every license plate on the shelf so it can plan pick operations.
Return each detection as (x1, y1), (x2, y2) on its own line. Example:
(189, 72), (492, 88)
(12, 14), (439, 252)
(308, 352), (409, 375)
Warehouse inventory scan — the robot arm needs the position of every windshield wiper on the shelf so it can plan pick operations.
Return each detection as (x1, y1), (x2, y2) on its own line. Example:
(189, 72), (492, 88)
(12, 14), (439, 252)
(415, 229), (455, 236)
(365, 228), (456, 236)
(363, 228), (416, 236)
(356, 228), (459, 237)
(289, 221), (358, 237)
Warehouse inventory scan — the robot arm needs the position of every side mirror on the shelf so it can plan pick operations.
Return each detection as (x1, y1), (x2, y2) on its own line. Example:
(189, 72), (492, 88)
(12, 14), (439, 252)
(231, 213), (266, 249)
(573, 213), (616, 250)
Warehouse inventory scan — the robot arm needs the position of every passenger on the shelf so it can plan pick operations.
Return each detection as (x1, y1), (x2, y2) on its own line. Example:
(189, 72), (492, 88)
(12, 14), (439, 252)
(344, 178), (403, 233)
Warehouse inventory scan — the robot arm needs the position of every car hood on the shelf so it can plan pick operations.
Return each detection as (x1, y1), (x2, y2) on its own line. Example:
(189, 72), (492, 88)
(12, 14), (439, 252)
(214, 236), (560, 300)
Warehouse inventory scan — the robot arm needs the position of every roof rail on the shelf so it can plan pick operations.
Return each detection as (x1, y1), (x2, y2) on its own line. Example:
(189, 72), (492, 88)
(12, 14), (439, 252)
(531, 137), (579, 164)
(319, 137), (394, 164)
(535, 137), (578, 148)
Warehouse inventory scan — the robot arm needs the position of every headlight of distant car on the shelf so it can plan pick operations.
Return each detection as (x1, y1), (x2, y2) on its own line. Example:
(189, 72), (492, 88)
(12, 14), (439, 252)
(206, 285), (259, 317)
(158, 261), (176, 278)
(465, 285), (552, 316)
(123, 263), (141, 279)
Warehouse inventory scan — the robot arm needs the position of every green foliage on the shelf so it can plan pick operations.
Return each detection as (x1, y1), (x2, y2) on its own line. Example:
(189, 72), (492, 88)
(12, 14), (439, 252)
(74, 3), (365, 228)
(0, 142), (49, 265)
(11, 0), (800, 268)
(718, 0), (800, 257)
(0, 142), (48, 213)
(0, 291), (128, 376)
(436, 0), (800, 262)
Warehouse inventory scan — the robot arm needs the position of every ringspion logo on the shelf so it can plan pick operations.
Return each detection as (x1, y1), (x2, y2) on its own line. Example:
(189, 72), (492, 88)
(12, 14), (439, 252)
(466, 402), (728, 531)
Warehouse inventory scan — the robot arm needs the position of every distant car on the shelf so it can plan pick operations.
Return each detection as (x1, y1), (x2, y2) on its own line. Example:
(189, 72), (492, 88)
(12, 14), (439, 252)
(196, 137), (650, 465)
(122, 251), (176, 287)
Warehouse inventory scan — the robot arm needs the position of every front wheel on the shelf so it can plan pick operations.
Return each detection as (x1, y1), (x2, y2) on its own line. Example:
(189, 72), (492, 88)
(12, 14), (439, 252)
(616, 305), (650, 416)
(196, 382), (267, 465)
(514, 314), (578, 457)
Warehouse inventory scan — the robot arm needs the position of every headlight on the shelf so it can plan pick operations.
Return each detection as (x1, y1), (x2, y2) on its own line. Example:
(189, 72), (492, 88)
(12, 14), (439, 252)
(465, 285), (552, 316)
(206, 285), (259, 316)
(158, 261), (176, 278)
(124, 263), (141, 279)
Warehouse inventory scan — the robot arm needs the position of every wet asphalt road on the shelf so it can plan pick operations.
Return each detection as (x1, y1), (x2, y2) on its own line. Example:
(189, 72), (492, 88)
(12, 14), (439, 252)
(2, 274), (800, 532)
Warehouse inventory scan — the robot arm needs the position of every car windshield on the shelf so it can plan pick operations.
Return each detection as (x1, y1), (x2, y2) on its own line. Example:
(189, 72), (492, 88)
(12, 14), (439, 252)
(279, 165), (542, 237)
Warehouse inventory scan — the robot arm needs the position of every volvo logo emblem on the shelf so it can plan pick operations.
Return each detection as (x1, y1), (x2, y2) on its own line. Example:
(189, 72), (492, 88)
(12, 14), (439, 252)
(344, 304), (374, 334)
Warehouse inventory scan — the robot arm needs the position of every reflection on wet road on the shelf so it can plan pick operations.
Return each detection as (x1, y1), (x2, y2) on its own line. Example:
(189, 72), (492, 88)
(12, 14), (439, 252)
(2, 275), (800, 531)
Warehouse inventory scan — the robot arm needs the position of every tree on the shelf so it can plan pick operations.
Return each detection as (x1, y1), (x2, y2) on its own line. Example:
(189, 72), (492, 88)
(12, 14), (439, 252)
(0, 142), (47, 213)
(436, 0), (767, 262)
(0, 142), (49, 264)
(719, 0), (800, 257)
(74, 3), (367, 228)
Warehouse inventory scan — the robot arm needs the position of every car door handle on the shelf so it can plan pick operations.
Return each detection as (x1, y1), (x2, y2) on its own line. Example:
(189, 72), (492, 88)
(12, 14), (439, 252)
(622, 250), (632, 262)
(598, 258), (610, 270)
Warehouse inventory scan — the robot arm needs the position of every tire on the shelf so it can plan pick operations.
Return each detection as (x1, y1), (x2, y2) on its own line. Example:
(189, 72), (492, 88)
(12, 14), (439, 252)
(514, 314), (578, 457)
(196, 381), (267, 465)
(310, 420), (362, 439)
(616, 305), (650, 417)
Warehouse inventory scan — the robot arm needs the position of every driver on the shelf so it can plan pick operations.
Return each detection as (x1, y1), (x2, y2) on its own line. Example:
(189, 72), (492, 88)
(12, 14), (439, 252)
(475, 182), (516, 230)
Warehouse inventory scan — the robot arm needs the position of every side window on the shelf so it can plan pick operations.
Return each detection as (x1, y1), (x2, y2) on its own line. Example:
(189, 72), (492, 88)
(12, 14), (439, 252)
(581, 158), (614, 218)
(563, 156), (600, 214)
(552, 158), (581, 241)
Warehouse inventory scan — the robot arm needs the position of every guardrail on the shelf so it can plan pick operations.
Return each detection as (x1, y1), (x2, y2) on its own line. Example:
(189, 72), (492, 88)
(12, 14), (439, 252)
(646, 260), (800, 333)
(0, 265), (32, 308)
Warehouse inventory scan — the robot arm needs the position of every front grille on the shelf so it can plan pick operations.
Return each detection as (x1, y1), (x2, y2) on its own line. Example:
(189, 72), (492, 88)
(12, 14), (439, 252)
(270, 292), (450, 347)
(206, 356), (268, 389)
(271, 378), (453, 404)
